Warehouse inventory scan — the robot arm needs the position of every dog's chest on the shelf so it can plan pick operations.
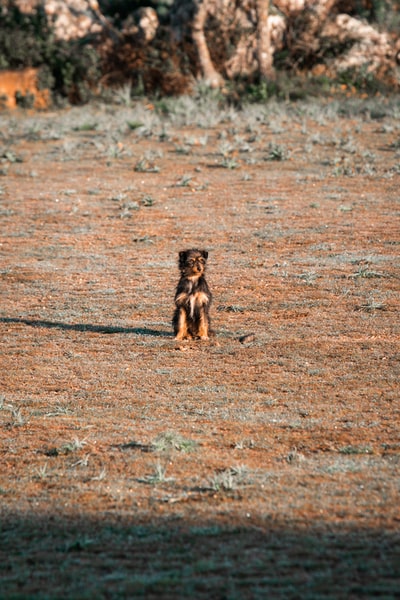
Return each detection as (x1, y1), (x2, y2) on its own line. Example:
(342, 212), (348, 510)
(189, 289), (209, 317)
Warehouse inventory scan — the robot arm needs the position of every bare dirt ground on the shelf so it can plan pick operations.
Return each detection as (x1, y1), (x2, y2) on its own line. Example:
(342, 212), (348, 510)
(1, 94), (399, 598)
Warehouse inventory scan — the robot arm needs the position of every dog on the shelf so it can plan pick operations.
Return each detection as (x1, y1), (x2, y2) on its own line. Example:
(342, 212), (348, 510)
(173, 249), (212, 340)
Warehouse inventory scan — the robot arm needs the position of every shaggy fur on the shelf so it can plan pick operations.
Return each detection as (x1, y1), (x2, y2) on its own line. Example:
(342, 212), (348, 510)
(173, 249), (213, 340)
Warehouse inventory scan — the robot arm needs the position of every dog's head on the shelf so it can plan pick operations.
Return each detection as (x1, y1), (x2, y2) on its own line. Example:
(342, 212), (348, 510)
(178, 249), (208, 277)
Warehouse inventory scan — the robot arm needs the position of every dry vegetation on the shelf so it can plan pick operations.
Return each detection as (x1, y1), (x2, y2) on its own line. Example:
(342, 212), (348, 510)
(0, 91), (399, 598)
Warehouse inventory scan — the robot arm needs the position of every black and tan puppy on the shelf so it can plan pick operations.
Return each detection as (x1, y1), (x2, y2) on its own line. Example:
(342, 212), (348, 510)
(173, 249), (212, 340)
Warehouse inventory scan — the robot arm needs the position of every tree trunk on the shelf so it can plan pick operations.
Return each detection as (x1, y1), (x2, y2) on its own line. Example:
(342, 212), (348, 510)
(256, 0), (275, 80)
(192, 2), (224, 87)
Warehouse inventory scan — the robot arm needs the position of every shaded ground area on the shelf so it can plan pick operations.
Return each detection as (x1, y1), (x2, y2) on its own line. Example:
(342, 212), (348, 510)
(3, 514), (399, 598)
(0, 96), (399, 597)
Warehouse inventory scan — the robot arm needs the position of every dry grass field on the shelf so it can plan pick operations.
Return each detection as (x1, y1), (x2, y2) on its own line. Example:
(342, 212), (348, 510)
(1, 91), (399, 598)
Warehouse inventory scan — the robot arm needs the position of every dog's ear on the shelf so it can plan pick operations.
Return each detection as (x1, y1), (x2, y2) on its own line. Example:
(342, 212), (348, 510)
(179, 250), (188, 266)
(200, 250), (208, 260)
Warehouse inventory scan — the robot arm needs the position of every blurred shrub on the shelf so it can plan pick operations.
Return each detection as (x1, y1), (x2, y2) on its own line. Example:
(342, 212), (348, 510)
(100, 0), (174, 22)
(0, 4), (101, 103)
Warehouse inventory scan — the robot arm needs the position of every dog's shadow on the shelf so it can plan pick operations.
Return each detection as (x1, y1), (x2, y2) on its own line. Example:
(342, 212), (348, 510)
(0, 317), (172, 338)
